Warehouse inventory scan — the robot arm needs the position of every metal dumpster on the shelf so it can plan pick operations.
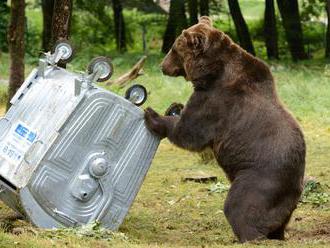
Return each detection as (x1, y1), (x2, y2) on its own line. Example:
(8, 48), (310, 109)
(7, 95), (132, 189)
(0, 41), (160, 229)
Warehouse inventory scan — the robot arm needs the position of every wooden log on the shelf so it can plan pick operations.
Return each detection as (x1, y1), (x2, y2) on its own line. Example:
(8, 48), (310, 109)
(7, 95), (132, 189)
(106, 56), (147, 88)
(183, 171), (217, 183)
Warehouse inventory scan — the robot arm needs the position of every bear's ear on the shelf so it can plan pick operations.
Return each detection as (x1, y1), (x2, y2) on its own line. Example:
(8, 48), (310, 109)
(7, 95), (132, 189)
(199, 16), (213, 27)
(183, 30), (209, 53)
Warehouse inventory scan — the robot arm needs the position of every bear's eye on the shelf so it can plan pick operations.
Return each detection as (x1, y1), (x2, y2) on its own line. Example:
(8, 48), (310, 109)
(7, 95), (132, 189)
(171, 47), (180, 56)
(172, 47), (177, 54)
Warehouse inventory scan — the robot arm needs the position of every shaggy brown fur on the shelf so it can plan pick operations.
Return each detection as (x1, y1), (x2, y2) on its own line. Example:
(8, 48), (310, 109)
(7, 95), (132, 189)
(144, 17), (306, 243)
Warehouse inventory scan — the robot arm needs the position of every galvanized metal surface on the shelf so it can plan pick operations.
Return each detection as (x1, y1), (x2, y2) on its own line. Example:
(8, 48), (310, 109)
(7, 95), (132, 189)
(0, 65), (160, 229)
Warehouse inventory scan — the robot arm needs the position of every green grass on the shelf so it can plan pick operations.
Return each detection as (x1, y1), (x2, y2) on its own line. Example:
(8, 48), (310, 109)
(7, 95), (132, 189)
(0, 53), (329, 247)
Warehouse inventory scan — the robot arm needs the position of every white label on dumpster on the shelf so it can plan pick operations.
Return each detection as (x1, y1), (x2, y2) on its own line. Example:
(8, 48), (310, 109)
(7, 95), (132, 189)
(0, 121), (37, 165)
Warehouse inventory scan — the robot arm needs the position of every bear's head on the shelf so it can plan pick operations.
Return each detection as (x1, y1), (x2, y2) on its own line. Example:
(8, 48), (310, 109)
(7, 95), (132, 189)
(160, 16), (230, 87)
(161, 16), (272, 92)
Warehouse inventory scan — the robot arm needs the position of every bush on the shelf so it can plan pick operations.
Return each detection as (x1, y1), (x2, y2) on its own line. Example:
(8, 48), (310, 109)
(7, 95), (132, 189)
(303, 21), (326, 56)
(301, 179), (330, 207)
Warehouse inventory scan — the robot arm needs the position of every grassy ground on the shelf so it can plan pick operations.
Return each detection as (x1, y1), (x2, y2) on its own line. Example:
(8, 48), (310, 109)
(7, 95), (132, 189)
(0, 52), (329, 247)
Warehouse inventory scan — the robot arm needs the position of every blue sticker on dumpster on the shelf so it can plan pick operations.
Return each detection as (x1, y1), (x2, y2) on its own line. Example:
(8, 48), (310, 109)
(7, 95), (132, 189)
(0, 121), (38, 165)
(15, 123), (37, 143)
(27, 132), (37, 143)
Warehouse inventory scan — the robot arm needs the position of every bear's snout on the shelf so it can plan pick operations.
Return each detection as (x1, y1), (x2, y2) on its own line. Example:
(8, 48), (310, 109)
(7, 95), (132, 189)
(161, 57), (186, 78)
(161, 64), (185, 77)
(160, 63), (176, 76)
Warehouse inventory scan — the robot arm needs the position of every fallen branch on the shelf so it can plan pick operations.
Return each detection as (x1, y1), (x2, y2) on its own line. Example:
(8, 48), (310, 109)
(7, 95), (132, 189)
(106, 56), (147, 88)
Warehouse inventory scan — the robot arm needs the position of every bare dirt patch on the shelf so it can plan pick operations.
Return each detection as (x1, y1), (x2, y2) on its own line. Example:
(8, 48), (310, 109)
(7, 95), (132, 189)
(288, 218), (330, 243)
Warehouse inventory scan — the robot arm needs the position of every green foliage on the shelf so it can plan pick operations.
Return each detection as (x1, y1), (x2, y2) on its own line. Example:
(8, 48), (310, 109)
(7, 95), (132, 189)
(39, 222), (128, 242)
(73, 0), (114, 48)
(303, 21), (327, 55)
(71, 4), (166, 53)
(4, 0), (327, 60)
(208, 181), (230, 194)
(25, 16), (42, 56)
(0, 1), (10, 52)
(121, 0), (166, 13)
(301, 180), (329, 207)
(300, 0), (327, 56)
(123, 9), (166, 51)
(71, 6), (115, 51)
(301, 0), (326, 22)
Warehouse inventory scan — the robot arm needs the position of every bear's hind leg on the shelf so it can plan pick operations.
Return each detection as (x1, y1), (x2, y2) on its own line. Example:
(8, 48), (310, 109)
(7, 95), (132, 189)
(267, 226), (285, 240)
(267, 213), (292, 240)
(223, 175), (294, 243)
(224, 180), (268, 243)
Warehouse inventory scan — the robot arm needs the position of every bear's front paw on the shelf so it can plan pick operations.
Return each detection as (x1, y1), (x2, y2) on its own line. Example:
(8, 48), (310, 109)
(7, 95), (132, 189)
(144, 107), (167, 139)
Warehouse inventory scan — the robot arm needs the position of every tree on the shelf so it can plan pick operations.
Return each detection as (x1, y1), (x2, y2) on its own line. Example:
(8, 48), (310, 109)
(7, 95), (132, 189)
(162, 0), (187, 53)
(200, 0), (209, 16)
(228, 0), (256, 55)
(41, 0), (55, 52)
(188, 0), (198, 25)
(7, 0), (25, 110)
(51, 0), (72, 46)
(51, 0), (73, 45)
(276, 0), (308, 60)
(112, 0), (127, 52)
(51, 0), (73, 67)
(264, 0), (279, 59)
(326, 0), (330, 58)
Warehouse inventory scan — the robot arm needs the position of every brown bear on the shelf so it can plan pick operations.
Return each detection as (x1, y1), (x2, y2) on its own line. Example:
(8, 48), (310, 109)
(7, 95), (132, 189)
(144, 16), (306, 243)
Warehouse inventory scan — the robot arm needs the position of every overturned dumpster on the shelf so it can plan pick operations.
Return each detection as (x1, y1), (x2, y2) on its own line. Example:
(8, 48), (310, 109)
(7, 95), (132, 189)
(0, 41), (160, 230)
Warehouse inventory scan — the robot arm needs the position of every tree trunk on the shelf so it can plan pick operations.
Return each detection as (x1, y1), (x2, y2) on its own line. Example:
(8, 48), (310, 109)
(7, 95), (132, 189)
(200, 0), (209, 16)
(112, 0), (127, 52)
(264, 0), (279, 59)
(7, 0), (25, 110)
(51, 0), (72, 44)
(162, 0), (187, 53)
(228, 0), (256, 55)
(41, 0), (54, 52)
(188, 0), (198, 25)
(276, 0), (308, 60)
(51, 0), (72, 67)
(326, 0), (330, 58)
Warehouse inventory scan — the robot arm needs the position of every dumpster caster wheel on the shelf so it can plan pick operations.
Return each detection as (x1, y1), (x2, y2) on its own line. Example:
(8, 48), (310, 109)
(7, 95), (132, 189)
(165, 103), (184, 116)
(125, 84), (147, 106)
(52, 39), (74, 64)
(87, 57), (114, 82)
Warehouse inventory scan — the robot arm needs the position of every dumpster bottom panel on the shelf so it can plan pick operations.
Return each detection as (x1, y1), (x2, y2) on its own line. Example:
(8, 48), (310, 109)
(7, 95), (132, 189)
(20, 187), (65, 228)
(0, 65), (160, 230)
(19, 91), (160, 229)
